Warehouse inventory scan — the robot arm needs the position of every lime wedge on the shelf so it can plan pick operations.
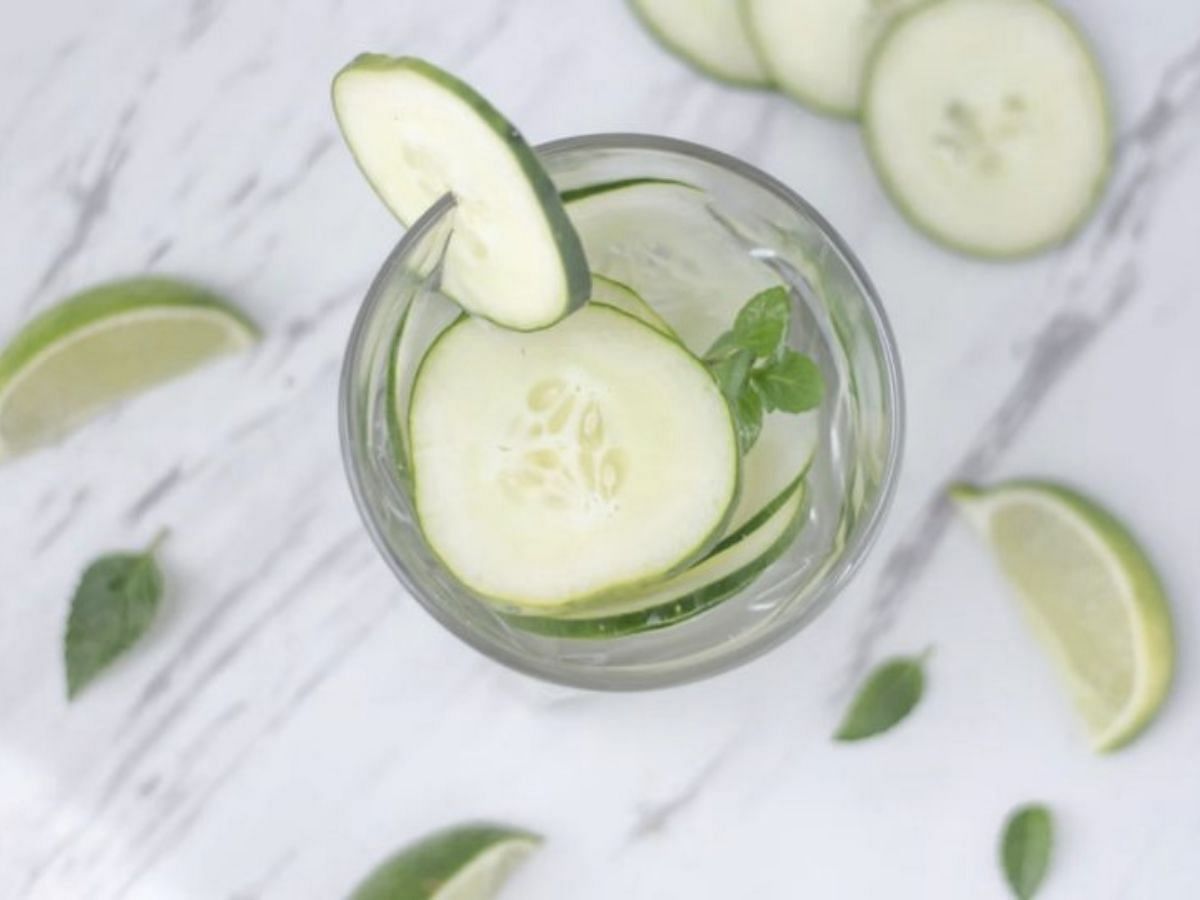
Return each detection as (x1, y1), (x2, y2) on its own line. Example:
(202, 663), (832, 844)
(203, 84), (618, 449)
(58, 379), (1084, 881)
(952, 481), (1174, 751)
(349, 824), (541, 900)
(0, 277), (258, 459)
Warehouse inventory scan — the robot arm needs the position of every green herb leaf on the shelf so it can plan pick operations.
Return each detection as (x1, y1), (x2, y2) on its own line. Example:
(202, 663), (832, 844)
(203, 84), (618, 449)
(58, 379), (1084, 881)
(752, 349), (825, 413)
(1001, 805), (1054, 900)
(704, 330), (743, 362)
(834, 652), (927, 742)
(708, 347), (754, 403)
(730, 286), (791, 357)
(732, 379), (763, 454)
(64, 533), (166, 699)
(703, 285), (822, 456)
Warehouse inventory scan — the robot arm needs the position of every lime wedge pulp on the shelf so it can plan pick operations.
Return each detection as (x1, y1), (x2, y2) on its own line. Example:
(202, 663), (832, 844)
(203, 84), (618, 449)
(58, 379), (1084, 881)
(0, 277), (258, 460)
(952, 481), (1174, 751)
(349, 824), (541, 900)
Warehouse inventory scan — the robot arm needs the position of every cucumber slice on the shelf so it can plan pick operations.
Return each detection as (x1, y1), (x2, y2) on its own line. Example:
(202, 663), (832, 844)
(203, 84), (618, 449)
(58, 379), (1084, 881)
(862, 0), (1112, 258)
(565, 181), (778, 352)
(387, 292), (463, 470)
(505, 481), (806, 638)
(630, 0), (771, 87)
(588, 274), (676, 337)
(332, 55), (589, 330)
(559, 177), (684, 206)
(718, 410), (817, 551)
(409, 305), (739, 610)
(741, 0), (923, 117)
(566, 181), (817, 542)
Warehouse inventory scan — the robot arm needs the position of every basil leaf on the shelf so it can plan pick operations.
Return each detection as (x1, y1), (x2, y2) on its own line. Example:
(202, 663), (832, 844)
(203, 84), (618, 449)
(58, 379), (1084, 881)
(708, 348), (754, 404)
(834, 653), (927, 741)
(732, 380), (763, 454)
(64, 535), (166, 698)
(1001, 805), (1054, 900)
(753, 350), (824, 413)
(730, 286), (791, 357)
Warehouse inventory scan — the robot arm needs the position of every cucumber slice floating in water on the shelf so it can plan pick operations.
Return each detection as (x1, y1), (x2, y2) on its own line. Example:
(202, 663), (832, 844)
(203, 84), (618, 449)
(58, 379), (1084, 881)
(567, 181), (819, 552)
(409, 305), (739, 611)
(588, 274), (676, 337)
(565, 181), (778, 352)
(862, 0), (1111, 258)
(630, 0), (772, 87)
(741, 0), (923, 117)
(719, 414), (817, 550)
(332, 55), (589, 330)
(506, 481), (806, 638)
(388, 291), (462, 470)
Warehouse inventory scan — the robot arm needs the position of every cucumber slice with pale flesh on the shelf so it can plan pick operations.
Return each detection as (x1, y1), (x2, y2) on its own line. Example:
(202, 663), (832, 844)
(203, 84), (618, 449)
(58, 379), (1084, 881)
(559, 177), (684, 206)
(588, 274), (676, 337)
(742, 0), (923, 117)
(332, 55), (589, 330)
(718, 413), (817, 550)
(389, 277), (670, 469)
(566, 181), (817, 552)
(862, 0), (1111, 257)
(566, 181), (778, 352)
(388, 291), (462, 470)
(409, 305), (739, 610)
(630, 0), (772, 87)
(505, 480), (806, 638)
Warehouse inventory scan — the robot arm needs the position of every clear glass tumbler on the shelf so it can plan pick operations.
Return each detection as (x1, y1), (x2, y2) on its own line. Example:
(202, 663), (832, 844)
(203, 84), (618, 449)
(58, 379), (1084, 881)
(340, 134), (904, 689)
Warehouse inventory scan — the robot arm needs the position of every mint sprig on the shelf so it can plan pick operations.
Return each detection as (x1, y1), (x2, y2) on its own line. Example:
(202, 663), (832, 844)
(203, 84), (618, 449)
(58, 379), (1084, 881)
(704, 286), (824, 453)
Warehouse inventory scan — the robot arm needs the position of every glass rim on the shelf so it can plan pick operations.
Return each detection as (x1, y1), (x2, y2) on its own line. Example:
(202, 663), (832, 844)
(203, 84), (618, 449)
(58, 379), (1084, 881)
(339, 132), (906, 690)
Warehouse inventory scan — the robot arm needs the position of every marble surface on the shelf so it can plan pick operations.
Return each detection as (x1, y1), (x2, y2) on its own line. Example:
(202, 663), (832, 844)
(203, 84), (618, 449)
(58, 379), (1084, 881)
(2, 1), (1199, 897)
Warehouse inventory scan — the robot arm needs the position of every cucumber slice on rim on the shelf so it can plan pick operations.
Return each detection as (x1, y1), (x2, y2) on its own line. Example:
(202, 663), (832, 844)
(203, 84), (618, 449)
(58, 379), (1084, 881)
(741, 0), (924, 117)
(565, 181), (778, 352)
(862, 0), (1112, 258)
(505, 481), (806, 638)
(588, 274), (676, 337)
(332, 55), (589, 330)
(409, 305), (739, 610)
(630, 0), (772, 87)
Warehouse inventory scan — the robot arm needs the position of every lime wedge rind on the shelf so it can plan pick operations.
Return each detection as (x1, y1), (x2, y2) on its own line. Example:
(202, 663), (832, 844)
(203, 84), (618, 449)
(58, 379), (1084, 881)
(0, 277), (258, 460)
(349, 824), (541, 900)
(952, 481), (1174, 752)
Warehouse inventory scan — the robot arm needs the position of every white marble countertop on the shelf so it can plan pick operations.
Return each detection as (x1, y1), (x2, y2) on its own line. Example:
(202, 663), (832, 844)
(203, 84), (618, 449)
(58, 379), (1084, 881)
(2, 2), (1199, 898)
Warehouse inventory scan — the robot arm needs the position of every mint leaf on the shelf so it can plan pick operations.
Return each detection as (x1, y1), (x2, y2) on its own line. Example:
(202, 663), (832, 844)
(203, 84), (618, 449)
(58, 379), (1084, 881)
(730, 286), (791, 357)
(834, 652), (927, 741)
(708, 348), (754, 404)
(1001, 805), (1053, 899)
(753, 350), (824, 413)
(64, 534), (166, 699)
(732, 380), (763, 454)
(704, 331), (743, 362)
(703, 286), (821, 456)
